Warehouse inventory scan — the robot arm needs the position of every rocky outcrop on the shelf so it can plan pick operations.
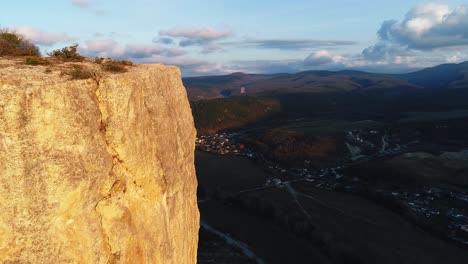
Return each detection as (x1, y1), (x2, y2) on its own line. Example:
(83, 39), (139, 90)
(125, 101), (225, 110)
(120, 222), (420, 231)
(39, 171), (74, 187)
(0, 60), (199, 263)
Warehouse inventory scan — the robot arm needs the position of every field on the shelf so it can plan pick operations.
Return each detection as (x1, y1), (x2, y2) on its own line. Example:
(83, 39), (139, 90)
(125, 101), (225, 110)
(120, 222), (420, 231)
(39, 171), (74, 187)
(280, 119), (382, 135)
(196, 151), (329, 263)
(198, 227), (257, 264)
(195, 151), (269, 195)
(291, 181), (468, 263)
(199, 201), (331, 264)
(196, 152), (468, 264)
(399, 109), (468, 123)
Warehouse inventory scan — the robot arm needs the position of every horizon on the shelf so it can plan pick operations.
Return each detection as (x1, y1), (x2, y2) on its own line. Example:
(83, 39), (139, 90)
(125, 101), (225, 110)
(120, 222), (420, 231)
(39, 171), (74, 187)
(182, 60), (468, 78)
(3, 1), (468, 76)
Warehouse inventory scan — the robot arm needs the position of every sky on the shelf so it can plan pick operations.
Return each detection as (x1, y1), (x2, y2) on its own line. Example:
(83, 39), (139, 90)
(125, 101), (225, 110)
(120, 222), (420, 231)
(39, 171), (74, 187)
(3, 0), (468, 76)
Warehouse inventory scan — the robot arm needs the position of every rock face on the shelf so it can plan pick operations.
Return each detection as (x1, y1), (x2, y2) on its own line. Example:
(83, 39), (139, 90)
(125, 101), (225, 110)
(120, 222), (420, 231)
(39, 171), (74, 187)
(0, 60), (199, 263)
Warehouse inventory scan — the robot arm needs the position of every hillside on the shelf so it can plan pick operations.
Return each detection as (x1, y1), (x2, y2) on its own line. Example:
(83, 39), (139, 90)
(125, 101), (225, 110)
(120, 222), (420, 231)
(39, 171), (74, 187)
(396, 61), (468, 89)
(249, 71), (419, 95)
(183, 72), (271, 100)
(184, 70), (419, 101)
(184, 61), (468, 101)
(191, 96), (281, 134)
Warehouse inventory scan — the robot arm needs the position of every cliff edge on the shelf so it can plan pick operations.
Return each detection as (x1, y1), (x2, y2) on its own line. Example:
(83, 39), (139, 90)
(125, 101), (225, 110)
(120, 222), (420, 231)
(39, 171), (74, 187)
(0, 59), (199, 263)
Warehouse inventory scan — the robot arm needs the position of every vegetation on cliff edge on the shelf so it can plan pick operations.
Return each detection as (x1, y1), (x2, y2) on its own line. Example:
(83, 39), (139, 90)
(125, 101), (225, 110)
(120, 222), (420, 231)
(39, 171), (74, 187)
(0, 29), (40, 57)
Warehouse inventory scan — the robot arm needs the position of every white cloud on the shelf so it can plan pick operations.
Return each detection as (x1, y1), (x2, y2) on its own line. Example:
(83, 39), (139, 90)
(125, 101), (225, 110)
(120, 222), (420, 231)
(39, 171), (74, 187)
(159, 27), (231, 41)
(79, 39), (186, 59)
(227, 39), (357, 50)
(137, 55), (232, 76)
(446, 52), (466, 63)
(339, 3), (468, 74)
(377, 4), (468, 50)
(13, 26), (76, 46)
(125, 44), (187, 58)
(405, 4), (450, 35)
(304, 50), (345, 66)
(156, 27), (232, 54)
(81, 39), (123, 57)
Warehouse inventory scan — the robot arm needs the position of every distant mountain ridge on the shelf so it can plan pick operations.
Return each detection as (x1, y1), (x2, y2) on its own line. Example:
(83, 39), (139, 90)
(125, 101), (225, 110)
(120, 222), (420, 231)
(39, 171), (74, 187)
(395, 61), (468, 89)
(183, 72), (271, 100)
(183, 61), (468, 101)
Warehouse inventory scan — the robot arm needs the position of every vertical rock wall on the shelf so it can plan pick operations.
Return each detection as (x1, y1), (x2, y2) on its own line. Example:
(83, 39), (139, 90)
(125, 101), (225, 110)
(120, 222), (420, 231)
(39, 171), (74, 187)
(0, 62), (199, 263)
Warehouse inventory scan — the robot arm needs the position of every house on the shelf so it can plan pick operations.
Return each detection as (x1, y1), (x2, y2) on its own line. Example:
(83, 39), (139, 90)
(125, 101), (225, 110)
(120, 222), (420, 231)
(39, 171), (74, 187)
(461, 225), (468, 233)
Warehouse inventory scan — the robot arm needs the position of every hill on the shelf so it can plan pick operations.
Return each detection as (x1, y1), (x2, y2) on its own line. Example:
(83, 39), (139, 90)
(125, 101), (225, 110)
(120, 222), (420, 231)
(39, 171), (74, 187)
(183, 72), (271, 100)
(395, 61), (468, 89)
(184, 70), (419, 101)
(191, 96), (281, 134)
(184, 61), (468, 101)
(188, 61), (468, 134)
(247, 70), (419, 96)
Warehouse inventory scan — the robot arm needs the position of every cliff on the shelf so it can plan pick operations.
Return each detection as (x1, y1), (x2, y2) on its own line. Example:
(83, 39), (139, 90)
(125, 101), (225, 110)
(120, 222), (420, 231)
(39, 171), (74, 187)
(0, 59), (199, 263)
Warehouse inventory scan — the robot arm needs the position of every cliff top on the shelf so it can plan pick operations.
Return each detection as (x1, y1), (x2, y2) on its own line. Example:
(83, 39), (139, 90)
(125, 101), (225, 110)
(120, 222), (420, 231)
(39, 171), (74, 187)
(0, 57), (179, 88)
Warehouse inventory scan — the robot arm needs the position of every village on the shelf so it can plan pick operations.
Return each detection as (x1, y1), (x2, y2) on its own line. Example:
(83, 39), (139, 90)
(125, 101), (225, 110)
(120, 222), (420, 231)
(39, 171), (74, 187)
(196, 130), (468, 246)
(196, 133), (254, 157)
(345, 128), (408, 161)
(375, 186), (468, 245)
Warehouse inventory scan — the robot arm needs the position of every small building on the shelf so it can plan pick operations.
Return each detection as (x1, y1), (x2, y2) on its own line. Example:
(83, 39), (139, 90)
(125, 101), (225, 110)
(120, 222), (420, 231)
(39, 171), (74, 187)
(273, 178), (282, 186)
(461, 225), (468, 233)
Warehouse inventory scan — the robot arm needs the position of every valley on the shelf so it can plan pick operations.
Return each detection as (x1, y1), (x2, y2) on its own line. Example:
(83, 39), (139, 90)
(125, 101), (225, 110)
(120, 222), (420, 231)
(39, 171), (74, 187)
(196, 115), (468, 264)
(192, 61), (468, 264)
(196, 148), (468, 264)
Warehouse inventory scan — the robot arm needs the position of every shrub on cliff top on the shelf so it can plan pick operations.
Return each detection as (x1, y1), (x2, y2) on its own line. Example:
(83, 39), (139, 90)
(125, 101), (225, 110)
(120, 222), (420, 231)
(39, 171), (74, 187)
(25, 56), (51, 66)
(101, 60), (127, 72)
(48, 44), (84, 62)
(0, 29), (40, 57)
(95, 57), (134, 72)
(66, 65), (95, 80)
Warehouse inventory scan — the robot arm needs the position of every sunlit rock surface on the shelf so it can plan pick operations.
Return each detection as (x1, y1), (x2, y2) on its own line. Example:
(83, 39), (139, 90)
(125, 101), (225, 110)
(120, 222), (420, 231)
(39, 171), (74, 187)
(0, 60), (199, 263)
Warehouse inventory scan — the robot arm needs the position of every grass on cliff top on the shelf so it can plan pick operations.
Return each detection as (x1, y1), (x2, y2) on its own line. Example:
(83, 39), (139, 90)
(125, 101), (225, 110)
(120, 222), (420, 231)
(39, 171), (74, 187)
(94, 57), (134, 72)
(24, 56), (51, 66)
(64, 65), (96, 80)
(62, 58), (135, 80)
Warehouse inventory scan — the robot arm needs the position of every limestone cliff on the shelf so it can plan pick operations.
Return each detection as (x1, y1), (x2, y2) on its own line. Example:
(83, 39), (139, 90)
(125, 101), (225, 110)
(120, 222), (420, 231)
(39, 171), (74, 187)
(0, 60), (199, 263)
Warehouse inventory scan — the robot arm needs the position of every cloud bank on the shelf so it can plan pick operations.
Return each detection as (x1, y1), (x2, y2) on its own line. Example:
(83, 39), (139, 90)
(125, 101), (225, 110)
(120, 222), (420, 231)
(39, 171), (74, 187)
(64, 4), (468, 76)
(361, 3), (468, 66)
(159, 28), (231, 41)
(155, 27), (357, 55)
(154, 27), (231, 54)
(376, 4), (468, 50)
(230, 39), (357, 50)
(292, 4), (468, 75)
(80, 39), (187, 59)
(13, 26), (76, 46)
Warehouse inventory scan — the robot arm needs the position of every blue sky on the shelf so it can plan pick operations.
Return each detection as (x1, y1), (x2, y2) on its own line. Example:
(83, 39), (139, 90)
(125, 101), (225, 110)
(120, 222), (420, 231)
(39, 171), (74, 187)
(3, 0), (468, 76)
